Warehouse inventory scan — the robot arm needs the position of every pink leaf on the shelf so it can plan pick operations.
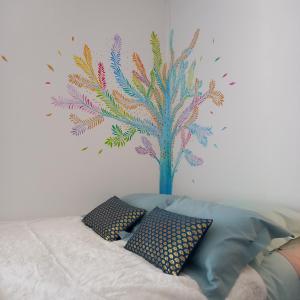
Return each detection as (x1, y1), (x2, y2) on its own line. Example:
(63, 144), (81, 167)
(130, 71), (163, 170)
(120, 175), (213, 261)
(98, 62), (106, 91)
(180, 128), (191, 148)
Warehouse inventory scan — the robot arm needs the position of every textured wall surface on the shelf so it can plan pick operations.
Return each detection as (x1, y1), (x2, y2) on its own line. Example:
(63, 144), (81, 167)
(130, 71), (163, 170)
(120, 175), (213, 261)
(1, 0), (299, 220)
(0, 0), (168, 220)
(170, 0), (300, 209)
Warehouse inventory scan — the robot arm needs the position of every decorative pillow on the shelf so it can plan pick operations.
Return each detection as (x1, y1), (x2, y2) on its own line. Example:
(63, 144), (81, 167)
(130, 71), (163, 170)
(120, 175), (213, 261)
(124, 207), (212, 275)
(82, 196), (145, 241)
(165, 198), (291, 300)
(121, 194), (186, 235)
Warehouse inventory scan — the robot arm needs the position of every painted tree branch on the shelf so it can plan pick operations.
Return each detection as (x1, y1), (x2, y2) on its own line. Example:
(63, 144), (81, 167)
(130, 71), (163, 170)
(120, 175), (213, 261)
(51, 29), (225, 194)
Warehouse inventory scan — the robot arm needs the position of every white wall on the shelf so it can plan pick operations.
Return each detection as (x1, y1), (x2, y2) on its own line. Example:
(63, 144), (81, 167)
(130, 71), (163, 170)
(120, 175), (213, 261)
(1, 0), (299, 221)
(170, 0), (300, 209)
(0, 0), (168, 220)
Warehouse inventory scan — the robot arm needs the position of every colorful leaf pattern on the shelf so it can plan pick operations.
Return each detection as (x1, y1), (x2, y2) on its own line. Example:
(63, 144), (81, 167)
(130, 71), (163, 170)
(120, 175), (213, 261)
(51, 30), (225, 194)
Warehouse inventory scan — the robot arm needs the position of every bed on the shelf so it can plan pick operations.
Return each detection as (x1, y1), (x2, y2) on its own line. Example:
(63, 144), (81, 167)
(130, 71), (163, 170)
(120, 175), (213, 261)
(0, 195), (299, 300)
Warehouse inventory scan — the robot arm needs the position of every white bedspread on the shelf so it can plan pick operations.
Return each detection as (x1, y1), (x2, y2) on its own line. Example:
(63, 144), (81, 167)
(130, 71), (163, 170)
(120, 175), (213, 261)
(0, 217), (267, 300)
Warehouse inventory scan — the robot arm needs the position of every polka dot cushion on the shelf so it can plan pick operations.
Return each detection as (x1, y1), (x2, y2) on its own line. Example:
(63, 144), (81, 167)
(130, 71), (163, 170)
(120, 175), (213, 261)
(82, 196), (146, 241)
(124, 207), (213, 275)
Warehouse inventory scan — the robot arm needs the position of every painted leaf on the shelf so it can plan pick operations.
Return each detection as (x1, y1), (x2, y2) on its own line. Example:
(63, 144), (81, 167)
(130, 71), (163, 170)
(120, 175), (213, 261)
(84, 45), (93, 66)
(52, 85), (101, 116)
(135, 146), (148, 155)
(189, 123), (213, 147)
(141, 136), (156, 157)
(68, 74), (97, 91)
(98, 62), (106, 90)
(187, 61), (196, 89)
(132, 72), (146, 95)
(183, 149), (203, 166)
(132, 52), (148, 82)
(208, 80), (224, 106)
(47, 64), (54, 71)
(180, 128), (192, 148)
(70, 115), (103, 136)
(132, 70), (148, 85)
(71, 124), (87, 136)
(113, 89), (141, 110)
(150, 32), (162, 70)
(112, 124), (123, 137)
(169, 29), (174, 62)
(110, 34), (142, 99)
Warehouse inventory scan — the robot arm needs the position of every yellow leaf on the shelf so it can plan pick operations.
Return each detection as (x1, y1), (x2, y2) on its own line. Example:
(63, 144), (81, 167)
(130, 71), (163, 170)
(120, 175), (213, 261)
(47, 64), (54, 72)
(83, 44), (92, 68)
(73, 56), (90, 75)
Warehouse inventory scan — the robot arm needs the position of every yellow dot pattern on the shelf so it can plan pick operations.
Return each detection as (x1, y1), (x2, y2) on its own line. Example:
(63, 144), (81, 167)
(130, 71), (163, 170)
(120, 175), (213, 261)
(82, 196), (146, 241)
(125, 207), (213, 275)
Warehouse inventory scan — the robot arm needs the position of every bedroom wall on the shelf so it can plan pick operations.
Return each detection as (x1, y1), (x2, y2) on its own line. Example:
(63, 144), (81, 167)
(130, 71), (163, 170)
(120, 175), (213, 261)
(2, 0), (299, 221)
(0, 0), (168, 220)
(169, 0), (300, 209)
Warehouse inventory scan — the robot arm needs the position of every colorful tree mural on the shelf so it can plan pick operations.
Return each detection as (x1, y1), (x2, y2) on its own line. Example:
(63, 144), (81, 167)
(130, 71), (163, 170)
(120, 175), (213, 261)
(51, 30), (224, 194)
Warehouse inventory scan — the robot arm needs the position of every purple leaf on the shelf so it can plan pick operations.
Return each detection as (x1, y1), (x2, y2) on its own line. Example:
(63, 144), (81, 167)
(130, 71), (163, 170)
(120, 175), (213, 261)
(135, 146), (148, 155)
(183, 149), (204, 166)
(112, 34), (122, 54)
(71, 124), (87, 136)
(141, 136), (156, 157)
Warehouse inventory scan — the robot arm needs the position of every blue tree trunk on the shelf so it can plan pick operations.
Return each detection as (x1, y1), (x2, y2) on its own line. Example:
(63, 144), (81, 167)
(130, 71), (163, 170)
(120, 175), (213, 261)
(159, 145), (173, 194)
(159, 89), (173, 194)
(159, 125), (173, 194)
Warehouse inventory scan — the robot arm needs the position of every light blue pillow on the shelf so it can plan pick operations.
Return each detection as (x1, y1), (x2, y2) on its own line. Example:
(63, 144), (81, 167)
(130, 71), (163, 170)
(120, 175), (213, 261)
(121, 194), (184, 234)
(121, 193), (182, 211)
(165, 198), (291, 300)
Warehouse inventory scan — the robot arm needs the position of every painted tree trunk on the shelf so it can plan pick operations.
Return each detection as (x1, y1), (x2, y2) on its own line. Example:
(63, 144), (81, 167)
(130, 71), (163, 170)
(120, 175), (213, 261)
(159, 142), (173, 194)
(159, 104), (173, 194)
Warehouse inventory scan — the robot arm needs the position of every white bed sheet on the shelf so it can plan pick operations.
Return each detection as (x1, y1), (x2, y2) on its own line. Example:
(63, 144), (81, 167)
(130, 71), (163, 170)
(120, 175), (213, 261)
(0, 217), (267, 300)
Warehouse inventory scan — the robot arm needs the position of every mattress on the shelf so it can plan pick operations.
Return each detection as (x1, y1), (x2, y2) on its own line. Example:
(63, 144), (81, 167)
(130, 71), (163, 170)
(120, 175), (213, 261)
(0, 216), (272, 300)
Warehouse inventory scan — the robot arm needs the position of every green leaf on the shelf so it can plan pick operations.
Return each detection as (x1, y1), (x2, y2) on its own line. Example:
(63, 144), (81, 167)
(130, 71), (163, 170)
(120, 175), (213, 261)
(112, 124), (123, 137)
(105, 126), (137, 148)
(187, 61), (196, 89)
(132, 74), (146, 96)
(105, 137), (114, 148)
(150, 32), (162, 70)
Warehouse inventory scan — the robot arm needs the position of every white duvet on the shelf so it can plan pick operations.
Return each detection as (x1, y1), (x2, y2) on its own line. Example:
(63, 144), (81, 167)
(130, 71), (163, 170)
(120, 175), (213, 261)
(0, 217), (267, 300)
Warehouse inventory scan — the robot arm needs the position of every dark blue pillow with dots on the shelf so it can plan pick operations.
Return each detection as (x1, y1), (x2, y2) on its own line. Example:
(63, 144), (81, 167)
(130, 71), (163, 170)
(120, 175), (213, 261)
(82, 196), (146, 241)
(124, 207), (212, 275)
